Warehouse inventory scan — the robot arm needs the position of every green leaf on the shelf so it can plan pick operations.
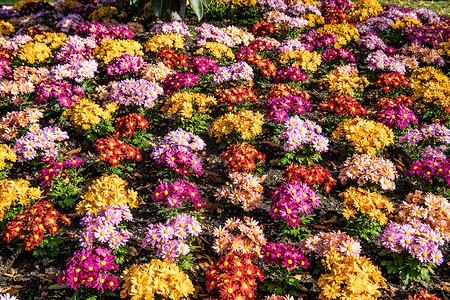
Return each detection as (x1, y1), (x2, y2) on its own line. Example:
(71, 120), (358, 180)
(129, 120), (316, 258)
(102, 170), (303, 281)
(48, 284), (67, 290)
(190, 0), (210, 20)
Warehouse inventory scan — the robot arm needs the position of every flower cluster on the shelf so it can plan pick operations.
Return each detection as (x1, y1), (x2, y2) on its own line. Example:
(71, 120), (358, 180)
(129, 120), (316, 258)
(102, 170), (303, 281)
(79, 204), (133, 249)
(407, 291), (442, 300)
(396, 190), (450, 241)
(95, 136), (141, 166)
(319, 94), (366, 117)
(266, 93), (312, 124)
(321, 48), (355, 65)
(142, 213), (202, 262)
(76, 22), (134, 40)
(339, 187), (394, 225)
(156, 48), (188, 69)
(211, 61), (254, 84)
(273, 66), (308, 83)
(376, 97), (418, 130)
(270, 182), (320, 227)
(205, 253), (264, 300)
(0, 178), (42, 222)
(76, 174), (138, 216)
(50, 59), (98, 83)
(339, 153), (398, 191)
(141, 62), (173, 83)
(121, 259), (194, 300)
(283, 163), (336, 193)
(13, 126), (69, 162)
(0, 108), (43, 141)
(195, 41), (235, 61)
(261, 242), (309, 270)
(215, 85), (258, 110)
(381, 221), (445, 265)
(278, 50), (322, 72)
(366, 50), (406, 73)
(279, 116), (329, 152)
(212, 217), (266, 257)
(150, 21), (192, 38)
(3, 201), (70, 252)
(319, 23), (359, 47)
(57, 247), (119, 292)
(93, 38), (143, 64)
(0, 144), (16, 173)
(263, 11), (309, 30)
(332, 117), (394, 155)
(195, 23), (254, 48)
(162, 72), (200, 95)
(35, 79), (84, 108)
(191, 56), (219, 75)
(236, 47), (277, 78)
(61, 98), (118, 130)
(399, 123), (450, 147)
(106, 54), (145, 76)
(320, 64), (369, 95)
(113, 113), (149, 138)
(409, 66), (450, 107)
(17, 41), (53, 65)
(161, 92), (216, 132)
(251, 20), (275, 36)
(152, 180), (204, 210)
(0, 293), (17, 300)
(318, 252), (386, 300)
(144, 33), (184, 52)
(109, 78), (163, 108)
(301, 231), (362, 258)
(210, 110), (264, 143)
(36, 156), (83, 186)
(215, 172), (264, 211)
(220, 142), (265, 173)
(409, 157), (450, 186)
(374, 72), (411, 94)
(150, 128), (205, 177)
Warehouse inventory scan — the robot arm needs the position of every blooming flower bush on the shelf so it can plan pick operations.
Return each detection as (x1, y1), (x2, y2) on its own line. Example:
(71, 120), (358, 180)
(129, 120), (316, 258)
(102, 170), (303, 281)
(150, 128), (205, 178)
(142, 213), (202, 264)
(121, 259), (194, 300)
(2, 201), (70, 256)
(2, 0), (450, 298)
(215, 172), (264, 211)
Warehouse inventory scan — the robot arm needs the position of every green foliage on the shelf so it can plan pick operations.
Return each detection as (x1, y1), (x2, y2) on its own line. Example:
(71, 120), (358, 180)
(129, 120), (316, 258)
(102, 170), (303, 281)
(278, 214), (314, 239)
(84, 119), (115, 144)
(190, 0), (212, 20)
(279, 145), (323, 167)
(48, 174), (84, 209)
(113, 246), (129, 265)
(380, 249), (436, 284)
(204, 2), (264, 25)
(99, 162), (136, 179)
(0, 203), (27, 231)
(124, 129), (152, 149)
(32, 236), (67, 257)
(177, 251), (197, 271)
(260, 264), (305, 297)
(341, 213), (383, 242)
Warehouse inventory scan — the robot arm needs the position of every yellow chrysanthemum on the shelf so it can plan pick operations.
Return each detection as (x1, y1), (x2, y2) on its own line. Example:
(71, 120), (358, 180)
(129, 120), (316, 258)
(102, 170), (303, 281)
(61, 98), (118, 130)
(121, 259), (194, 300)
(0, 179), (42, 221)
(332, 117), (394, 155)
(76, 174), (138, 216)
(94, 38), (143, 64)
(145, 33), (185, 53)
(210, 110), (264, 143)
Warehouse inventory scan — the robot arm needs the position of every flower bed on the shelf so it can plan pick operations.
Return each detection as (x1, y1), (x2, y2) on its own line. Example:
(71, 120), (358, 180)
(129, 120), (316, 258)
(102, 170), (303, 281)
(0, 0), (450, 299)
